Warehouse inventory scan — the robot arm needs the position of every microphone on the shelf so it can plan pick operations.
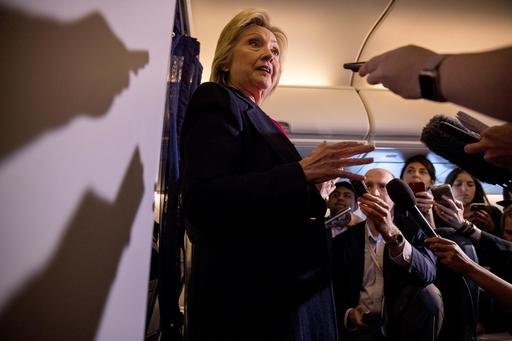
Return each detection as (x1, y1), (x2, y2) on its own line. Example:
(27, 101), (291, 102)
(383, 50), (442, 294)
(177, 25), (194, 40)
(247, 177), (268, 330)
(386, 178), (438, 238)
(420, 114), (512, 189)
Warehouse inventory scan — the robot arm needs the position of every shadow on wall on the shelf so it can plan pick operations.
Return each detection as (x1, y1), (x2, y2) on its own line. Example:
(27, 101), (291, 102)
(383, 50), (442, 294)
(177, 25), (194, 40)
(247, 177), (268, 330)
(0, 147), (145, 340)
(0, 5), (149, 161)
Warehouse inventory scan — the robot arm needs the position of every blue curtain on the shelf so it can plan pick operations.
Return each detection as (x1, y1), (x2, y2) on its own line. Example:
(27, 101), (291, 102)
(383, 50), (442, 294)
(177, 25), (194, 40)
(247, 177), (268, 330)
(156, 2), (202, 340)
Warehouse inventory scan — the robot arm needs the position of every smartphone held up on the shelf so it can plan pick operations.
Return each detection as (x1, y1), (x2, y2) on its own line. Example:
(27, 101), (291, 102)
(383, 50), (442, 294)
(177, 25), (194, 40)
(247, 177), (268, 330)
(431, 184), (456, 205)
(408, 182), (426, 194)
(351, 180), (369, 197)
(343, 61), (366, 72)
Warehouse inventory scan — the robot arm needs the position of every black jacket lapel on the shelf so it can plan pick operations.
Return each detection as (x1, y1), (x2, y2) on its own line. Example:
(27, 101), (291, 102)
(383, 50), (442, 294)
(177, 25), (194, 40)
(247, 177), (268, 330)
(229, 87), (301, 162)
(245, 106), (301, 162)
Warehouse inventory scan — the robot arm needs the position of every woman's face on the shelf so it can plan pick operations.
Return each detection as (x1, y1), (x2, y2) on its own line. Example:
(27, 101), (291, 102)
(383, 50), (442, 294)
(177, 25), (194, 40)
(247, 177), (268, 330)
(451, 171), (476, 205)
(402, 161), (434, 189)
(227, 25), (281, 103)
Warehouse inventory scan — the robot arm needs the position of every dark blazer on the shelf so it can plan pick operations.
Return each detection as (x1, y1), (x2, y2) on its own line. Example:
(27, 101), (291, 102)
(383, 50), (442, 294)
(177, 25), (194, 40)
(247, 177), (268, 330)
(477, 230), (512, 288)
(331, 216), (437, 335)
(180, 82), (337, 341)
(478, 231), (512, 334)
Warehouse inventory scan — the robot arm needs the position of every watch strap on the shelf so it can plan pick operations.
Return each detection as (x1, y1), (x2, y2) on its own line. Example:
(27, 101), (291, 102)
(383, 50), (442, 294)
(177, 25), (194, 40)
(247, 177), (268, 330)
(386, 233), (404, 248)
(419, 54), (447, 102)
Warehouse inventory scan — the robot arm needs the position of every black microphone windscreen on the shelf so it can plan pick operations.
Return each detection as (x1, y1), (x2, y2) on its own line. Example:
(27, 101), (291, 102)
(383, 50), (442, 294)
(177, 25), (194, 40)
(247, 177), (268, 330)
(386, 178), (415, 209)
(421, 115), (512, 189)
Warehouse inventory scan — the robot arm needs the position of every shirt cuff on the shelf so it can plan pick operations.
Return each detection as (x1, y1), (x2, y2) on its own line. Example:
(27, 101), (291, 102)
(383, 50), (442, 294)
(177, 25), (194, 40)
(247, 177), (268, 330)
(389, 239), (412, 268)
(344, 308), (357, 331)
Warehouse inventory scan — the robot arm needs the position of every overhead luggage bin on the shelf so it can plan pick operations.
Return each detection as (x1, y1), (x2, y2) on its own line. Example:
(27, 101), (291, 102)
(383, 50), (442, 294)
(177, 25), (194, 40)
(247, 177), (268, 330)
(357, 88), (504, 147)
(261, 85), (370, 141)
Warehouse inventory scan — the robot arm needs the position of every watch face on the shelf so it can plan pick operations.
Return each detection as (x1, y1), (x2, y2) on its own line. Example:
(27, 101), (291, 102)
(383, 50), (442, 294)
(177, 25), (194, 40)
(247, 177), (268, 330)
(388, 233), (404, 247)
(419, 71), (445, 102)
(419, 72), (436, 101)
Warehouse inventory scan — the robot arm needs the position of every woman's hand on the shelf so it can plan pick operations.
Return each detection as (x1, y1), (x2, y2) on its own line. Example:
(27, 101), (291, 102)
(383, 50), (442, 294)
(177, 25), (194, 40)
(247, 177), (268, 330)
(299, 141), (374, 184)
(425, 236), (473, 274)
(433, 196), (465, 229)
(469, 209), (496, 233)
(316, 179), (336, 200)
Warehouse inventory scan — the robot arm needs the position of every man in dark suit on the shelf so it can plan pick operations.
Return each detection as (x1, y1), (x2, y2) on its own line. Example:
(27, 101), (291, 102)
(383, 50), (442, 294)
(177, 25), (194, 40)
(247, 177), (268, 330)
(326, 181), (363, 238)
(332, 168), (442, 341)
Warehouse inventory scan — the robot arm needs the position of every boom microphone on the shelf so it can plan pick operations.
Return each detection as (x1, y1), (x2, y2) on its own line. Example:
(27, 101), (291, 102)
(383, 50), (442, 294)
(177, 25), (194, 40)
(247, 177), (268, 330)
(386, 178), (438, 238)
(421, 114), (512, 189)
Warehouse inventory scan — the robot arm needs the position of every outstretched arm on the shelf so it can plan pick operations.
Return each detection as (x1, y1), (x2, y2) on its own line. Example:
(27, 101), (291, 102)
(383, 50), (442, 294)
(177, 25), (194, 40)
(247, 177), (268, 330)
(359, 45), (512, 121)
(426, 236), (512, 309)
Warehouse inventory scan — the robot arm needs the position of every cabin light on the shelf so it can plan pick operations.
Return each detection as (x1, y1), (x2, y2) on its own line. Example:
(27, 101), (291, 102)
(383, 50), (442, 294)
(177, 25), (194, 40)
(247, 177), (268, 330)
(279, 76), (328, 87)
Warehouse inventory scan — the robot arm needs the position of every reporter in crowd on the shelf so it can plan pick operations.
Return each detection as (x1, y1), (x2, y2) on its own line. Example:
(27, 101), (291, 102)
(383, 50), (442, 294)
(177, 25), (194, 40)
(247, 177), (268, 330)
(326, 180), (363, 238)
(436, 168), (502, 239)
(332, 168), (441, 341)
(399, 155), (437, 228)
(425, 236), (512, 313)
(431, 168), (512, 334)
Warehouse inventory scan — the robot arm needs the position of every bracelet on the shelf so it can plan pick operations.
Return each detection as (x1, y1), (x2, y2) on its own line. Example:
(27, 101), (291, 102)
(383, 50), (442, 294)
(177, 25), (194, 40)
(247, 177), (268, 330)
(458, 220), (476, 236)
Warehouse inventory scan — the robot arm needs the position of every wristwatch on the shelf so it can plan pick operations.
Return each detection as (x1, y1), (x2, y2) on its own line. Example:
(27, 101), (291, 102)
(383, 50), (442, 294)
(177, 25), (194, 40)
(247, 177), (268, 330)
(419, 54), (447, 102)
(387, 233), (404, 248)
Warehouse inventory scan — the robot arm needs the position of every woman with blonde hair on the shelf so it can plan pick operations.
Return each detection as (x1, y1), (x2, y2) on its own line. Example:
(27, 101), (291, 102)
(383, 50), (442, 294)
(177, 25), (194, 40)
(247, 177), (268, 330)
(180, 8), (373, 341)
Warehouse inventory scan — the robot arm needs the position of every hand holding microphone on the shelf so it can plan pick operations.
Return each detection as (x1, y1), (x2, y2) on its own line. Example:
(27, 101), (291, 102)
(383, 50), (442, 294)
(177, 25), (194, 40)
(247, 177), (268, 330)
(464, 122), (512, 170)
(386, 179), (438, 238)
(421, 114), (512, 189)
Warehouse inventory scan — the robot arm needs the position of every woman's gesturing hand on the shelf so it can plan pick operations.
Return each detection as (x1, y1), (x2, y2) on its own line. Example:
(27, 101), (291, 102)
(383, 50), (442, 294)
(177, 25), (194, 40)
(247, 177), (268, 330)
(299, 141), (374, 184)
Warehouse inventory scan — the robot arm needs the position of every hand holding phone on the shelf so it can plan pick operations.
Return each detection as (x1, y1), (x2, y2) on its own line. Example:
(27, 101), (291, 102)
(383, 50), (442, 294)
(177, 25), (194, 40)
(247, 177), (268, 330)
(431, 184), (456, 205)
(343, 61), (366, 72)
(470, 203), (489, 213)
(351, 180), (369, 197)
(408, 182), (426, 194)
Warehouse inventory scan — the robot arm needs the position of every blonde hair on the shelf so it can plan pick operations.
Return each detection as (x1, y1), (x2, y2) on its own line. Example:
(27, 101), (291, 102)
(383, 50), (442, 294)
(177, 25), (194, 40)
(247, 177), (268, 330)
(210, 8), (288, 94)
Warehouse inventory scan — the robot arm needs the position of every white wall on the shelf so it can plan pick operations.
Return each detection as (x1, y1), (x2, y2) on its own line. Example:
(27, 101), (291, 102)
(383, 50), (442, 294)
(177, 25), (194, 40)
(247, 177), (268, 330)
(0, 0), (175, 340)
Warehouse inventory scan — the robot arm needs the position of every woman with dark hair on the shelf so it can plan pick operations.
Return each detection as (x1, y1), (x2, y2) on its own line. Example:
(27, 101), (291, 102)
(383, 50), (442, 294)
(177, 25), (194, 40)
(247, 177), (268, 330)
(400, 154), (437, 227)
(432, 168), (504, 337)
(442, 168), (502, 237)
(400, 154), (437, 186)
(440, 168), (509, 335)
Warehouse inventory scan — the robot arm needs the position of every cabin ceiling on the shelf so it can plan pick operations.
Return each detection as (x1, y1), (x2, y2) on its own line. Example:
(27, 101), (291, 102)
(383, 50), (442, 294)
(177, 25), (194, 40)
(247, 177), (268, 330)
(187, 0), (512, 194)
(189, 0), (512, 88)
